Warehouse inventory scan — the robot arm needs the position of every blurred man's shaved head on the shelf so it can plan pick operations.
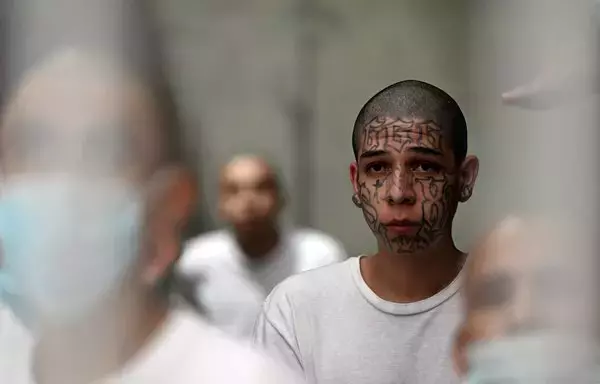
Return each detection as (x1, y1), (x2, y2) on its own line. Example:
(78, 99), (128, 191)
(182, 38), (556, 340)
(454, 217), (557, 376)
(220, 155), (280, 192)
(221, 154), (277, 185)
(467, 218), (527, 277)
(1, 48), (163, 179)
(352, 80), (467, 163)
(219, 154), (282, 231)
(454, 217), (529, 375)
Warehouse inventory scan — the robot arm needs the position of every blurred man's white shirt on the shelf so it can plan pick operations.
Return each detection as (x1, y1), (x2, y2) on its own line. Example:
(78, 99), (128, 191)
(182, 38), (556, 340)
(177, 228), (347, 339)
(0, 303), (303, 384)
(0, 303), (34, 383)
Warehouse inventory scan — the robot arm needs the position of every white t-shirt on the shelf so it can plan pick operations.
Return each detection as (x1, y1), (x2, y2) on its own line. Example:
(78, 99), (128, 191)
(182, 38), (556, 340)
(0, 304), (303, 384)
(0, 304), (33, 383)
(253, 256), (464, 384)
(177, 228), (347, 339)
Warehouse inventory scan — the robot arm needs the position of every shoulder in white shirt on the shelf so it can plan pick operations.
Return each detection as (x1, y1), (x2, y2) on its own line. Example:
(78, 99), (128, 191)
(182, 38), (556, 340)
(0, 303), (303, 384)
(179, 228), (346, 274)
(176, 228), (347, 339)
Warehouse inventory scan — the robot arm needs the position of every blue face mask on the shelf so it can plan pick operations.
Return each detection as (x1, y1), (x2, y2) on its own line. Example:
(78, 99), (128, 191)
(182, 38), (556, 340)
(0, 176), (143, 327)
(466, 332), (599, 383)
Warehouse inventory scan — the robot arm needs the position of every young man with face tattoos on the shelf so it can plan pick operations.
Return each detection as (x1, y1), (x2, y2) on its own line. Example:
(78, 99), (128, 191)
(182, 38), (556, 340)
(253, 80), (479, 384)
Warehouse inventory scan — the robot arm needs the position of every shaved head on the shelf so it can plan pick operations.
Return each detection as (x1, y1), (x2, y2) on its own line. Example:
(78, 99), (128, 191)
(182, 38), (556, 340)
(219, 154), (282, 231)
(349, 80), (478, 255)
(220, 155), (276, 186)
(352, 80), (467, 163)
(1, 49), (162, 179)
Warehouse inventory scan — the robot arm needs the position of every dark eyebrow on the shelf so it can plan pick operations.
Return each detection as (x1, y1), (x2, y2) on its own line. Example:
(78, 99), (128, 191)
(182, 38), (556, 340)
(359, 150), (388, 160)
(407, 147), (443, 157)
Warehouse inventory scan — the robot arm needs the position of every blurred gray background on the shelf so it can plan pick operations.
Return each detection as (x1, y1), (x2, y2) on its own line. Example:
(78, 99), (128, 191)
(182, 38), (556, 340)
(154, 0), (596, 256)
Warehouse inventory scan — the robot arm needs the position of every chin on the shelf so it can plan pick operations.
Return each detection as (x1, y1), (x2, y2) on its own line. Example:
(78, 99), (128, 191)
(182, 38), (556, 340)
(233, 223), (255, 233)
(234, 220), (268, 233)
(387, 238), (433, 254)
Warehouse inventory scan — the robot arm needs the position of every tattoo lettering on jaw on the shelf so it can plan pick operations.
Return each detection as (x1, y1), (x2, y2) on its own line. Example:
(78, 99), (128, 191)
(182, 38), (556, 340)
(357, 116), (455, 254)
(416, 176), (453, 245)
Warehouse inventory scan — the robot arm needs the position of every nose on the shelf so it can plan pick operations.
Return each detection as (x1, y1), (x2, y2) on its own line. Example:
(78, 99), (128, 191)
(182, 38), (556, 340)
(236, 195), (260, 218)
(385, 168), (416, 205)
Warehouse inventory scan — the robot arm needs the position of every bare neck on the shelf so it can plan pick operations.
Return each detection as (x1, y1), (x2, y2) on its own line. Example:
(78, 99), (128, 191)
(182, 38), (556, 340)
(234, 223), (281, 261)
(361, 236), (465, 303)
(33, 292), (169, 384)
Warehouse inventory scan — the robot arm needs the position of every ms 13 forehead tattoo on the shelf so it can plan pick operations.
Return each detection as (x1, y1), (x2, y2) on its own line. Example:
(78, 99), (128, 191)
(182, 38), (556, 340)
(357, 116), (456, 253)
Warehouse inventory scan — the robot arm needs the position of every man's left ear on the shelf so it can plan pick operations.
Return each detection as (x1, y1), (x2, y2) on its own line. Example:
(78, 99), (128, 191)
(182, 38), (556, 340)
(458, 155), (479, 203)
(141, 166), (198, 286)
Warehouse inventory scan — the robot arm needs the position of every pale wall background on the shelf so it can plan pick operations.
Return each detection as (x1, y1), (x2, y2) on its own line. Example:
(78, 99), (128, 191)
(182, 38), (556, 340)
(154, 0), (565, 256)
(155, 0), (600, 336)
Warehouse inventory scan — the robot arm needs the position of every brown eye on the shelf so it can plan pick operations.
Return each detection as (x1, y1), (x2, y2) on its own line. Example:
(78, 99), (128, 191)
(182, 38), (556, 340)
(413, 162), (442, 173)
(365, 162), (388, 175)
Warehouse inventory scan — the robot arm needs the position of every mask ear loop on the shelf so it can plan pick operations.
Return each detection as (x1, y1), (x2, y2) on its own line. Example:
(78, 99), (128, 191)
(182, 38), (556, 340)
(0, 169), (9, 272)
(141, 166), (185, 234)
(0, 168), (9, 197)
(133, 172), (160, 287)
(0, 176), (37, 331)
(137, 166), (191, 287)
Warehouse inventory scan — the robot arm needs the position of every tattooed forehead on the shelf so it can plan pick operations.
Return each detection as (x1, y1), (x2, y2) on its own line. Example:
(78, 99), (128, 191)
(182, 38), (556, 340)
(358, 116), (447, 154)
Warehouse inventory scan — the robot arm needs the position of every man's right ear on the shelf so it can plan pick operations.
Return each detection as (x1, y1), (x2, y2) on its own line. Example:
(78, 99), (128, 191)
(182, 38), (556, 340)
(349, 162), (361, 208)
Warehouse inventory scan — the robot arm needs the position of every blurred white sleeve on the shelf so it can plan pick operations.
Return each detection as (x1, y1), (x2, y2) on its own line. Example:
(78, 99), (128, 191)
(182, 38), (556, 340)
(252, 291), (305, 380)
(315, 246), (347, 266)
(302, 233), (349, 271)
(253, 356), (307, 384)
(327, 239), (349, 263)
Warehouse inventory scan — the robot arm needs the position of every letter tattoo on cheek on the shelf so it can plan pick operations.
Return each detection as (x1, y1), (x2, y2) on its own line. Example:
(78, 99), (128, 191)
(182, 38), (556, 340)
(356, 117), (456, 254)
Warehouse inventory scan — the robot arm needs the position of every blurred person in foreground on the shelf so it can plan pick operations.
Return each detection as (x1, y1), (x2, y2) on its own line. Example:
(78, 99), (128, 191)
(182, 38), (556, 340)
(453, 217), (599, 383)
(501, 1), (600, 109)
(501, 63), (596, 110)
(253, 80), (479, 384)
(177, 154), (347, 339)
(0, 1), (302, 383)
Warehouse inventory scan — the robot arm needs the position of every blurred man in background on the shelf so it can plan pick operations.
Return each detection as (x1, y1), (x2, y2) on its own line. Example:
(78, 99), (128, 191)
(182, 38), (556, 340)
(177, 154), (347, 339)
(0, 1), (302, 383)
(254, 80), (479, 384)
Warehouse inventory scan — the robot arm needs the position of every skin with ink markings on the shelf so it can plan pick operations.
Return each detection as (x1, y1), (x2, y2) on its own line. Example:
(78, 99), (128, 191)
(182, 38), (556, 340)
(354, 116), (459, 254)
(349, 80), (478, 308)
